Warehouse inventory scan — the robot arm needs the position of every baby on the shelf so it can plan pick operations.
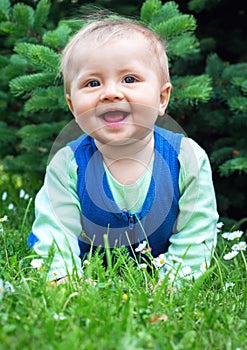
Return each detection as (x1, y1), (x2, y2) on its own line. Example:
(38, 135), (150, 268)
(29, 18), (218, 284)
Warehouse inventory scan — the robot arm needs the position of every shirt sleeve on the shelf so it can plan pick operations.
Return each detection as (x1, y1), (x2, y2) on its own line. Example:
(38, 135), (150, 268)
(161, 137), (219, 283)
(31, 146), (83, 281)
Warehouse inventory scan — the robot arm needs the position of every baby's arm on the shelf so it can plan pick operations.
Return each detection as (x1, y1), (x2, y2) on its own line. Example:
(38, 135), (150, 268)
(30, 146), (83, 281)
(162, 137), (218, 282)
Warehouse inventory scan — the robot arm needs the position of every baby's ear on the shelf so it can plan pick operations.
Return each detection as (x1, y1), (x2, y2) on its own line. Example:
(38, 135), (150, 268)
(158, 82), (172, 116)
(66, 94), (74, 114)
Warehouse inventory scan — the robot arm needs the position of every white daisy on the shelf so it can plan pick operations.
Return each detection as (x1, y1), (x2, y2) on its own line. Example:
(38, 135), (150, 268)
(152, 254), (166, 268)
(31, 259), (44, 269)
(182, 266), (192, 276)
(135, 240), (147, 252)
(223, 251), (239, 260)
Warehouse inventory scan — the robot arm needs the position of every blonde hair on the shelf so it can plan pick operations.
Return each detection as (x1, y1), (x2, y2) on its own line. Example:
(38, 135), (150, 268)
(61, 18), (170, 94)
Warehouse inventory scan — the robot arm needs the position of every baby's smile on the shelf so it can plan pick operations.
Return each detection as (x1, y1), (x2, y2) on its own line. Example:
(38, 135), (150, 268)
(100, 110), (129, 127)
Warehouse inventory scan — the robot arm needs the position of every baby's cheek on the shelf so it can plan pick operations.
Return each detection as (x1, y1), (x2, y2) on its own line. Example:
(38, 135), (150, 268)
(75, 112), (97, 135)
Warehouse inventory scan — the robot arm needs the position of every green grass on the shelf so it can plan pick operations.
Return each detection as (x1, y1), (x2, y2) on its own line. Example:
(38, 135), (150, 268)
(0, 182), (246, 350)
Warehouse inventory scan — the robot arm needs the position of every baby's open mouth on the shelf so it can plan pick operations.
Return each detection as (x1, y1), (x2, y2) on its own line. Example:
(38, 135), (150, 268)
(100, 111), (129, 126)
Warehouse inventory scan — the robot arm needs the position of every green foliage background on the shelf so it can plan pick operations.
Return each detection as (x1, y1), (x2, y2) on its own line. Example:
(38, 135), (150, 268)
(0, 0), (246, 223)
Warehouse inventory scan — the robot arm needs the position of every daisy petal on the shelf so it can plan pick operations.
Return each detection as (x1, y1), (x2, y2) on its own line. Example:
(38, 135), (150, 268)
(223, 251), (239, 260)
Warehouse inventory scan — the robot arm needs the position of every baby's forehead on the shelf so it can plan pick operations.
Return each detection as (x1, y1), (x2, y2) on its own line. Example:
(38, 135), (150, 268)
(71, 32), (155, 72)
(77, 28), (153, 48)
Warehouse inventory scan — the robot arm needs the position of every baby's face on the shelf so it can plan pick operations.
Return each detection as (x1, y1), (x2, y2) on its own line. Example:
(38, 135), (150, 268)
(66, 33), (171, 147)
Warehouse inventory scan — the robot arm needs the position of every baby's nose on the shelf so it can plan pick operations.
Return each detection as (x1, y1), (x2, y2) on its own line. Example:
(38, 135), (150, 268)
(99, 83), (124, 102)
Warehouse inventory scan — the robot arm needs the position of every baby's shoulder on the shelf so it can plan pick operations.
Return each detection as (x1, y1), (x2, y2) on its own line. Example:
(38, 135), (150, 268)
(180, 137), (207, 159)
(47, 145), (77, 179)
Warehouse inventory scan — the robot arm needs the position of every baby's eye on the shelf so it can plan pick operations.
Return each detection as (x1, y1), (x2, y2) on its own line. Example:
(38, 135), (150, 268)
(86, 80), (100, 87)
(122, 76), (136, 84)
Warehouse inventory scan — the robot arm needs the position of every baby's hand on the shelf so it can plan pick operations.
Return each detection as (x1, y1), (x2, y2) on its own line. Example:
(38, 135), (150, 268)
(52, 272), (83, 286)
(55, 276), (69, 285)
